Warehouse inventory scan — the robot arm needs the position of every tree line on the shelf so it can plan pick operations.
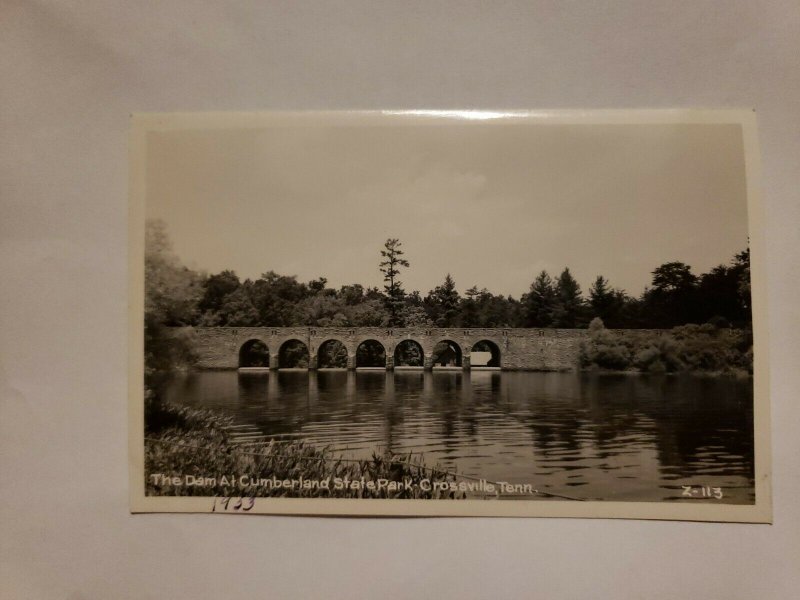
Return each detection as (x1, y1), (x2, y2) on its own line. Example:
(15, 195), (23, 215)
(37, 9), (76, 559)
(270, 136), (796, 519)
(146, 220), (752, 334)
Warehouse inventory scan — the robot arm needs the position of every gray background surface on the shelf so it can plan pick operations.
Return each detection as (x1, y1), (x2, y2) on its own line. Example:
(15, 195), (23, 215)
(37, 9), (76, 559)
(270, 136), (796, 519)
(2, 2), (798, 598)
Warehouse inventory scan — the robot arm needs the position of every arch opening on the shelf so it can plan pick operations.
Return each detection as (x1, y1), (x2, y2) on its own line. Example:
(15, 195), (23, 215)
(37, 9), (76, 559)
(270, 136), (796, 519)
(471, 340), (501, 368)
(278, 339), (310, 369)
(317, 339), (348, 368)
(239, 339), (270, 368)
(394, 339), (424, 367)
(356, 340), (386, 368)
(432, 340), (462, 367)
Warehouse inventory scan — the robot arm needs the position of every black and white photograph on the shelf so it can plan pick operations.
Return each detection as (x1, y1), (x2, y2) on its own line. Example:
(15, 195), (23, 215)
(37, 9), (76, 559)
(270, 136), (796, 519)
(129, 110), (770, 520)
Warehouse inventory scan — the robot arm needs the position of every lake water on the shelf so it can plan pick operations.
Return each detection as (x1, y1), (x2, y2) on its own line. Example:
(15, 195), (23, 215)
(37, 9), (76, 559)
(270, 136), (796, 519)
(163, 369), (755, 503)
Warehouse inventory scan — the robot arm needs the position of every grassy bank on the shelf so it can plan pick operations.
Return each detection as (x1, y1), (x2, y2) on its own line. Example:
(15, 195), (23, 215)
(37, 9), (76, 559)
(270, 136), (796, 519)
(145, 395), (465, 499)
(580, 319), (752, 376)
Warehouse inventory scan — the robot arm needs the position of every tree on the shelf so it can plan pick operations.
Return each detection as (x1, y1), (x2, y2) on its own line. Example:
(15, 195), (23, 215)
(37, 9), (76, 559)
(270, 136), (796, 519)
(216, 287), (260, 326)
(198, 270), (241, 315)
(494, 295), (521, 327)
(296, 294), (348, 327)
(552, 267), (584, 328)
(356, 340), (386, 367)
(346, 297), (389, 326)
(399, 305), (433, 327)
(460, 286), (482, 327)
(338, 283), (365, 305)
(697, 265), (739, 325)
(645, 261), (699, 327)
(589, 276), (612, 316)
(249, 271), (309, 326)
(609, 289), (637, 328)
(651, 262), (698, 293)
(318, 340), (348, 368)
(379, 238), (410, 326)
(693, 247), (751, 329)
(307, 277), (329, 295)
(525, 270), (557, 327)
(145, 219), (203, 326)
(733, 247), (751, 313)
(588, 275), (626, 325)
(429, 273), (461, 327)
(143, 220), (202, 383)
(395, 341), (424, 366)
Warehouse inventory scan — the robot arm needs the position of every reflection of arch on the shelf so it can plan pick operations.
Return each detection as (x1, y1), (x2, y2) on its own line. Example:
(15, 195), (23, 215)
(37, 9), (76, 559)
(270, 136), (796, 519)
(239, 339), (270, 368)
(356, 339), (386, 368)
(394, 339), (424, 367)
(432, 340), (462, 367)
(471, 340), (501, 368)
(317, 339), (348, 368)
(278, 339), (310, 368)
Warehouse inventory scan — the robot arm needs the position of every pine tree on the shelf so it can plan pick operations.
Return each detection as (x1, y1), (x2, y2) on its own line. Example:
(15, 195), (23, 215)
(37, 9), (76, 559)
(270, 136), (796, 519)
(525, 270), (556, 327)
(552, 267), (583, 327)
(460, 286), (482, 327)
(589, 276), (613, 319)
(379, 238), (410, 326)
(432, 274), (461, 327)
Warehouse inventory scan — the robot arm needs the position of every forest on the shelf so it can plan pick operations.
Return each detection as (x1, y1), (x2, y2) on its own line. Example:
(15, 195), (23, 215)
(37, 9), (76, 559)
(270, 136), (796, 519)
(147, 220), (752, 335)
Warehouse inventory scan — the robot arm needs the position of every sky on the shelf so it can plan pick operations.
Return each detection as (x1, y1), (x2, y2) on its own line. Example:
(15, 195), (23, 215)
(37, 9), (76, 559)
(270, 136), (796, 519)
(145, 119), (749, 298)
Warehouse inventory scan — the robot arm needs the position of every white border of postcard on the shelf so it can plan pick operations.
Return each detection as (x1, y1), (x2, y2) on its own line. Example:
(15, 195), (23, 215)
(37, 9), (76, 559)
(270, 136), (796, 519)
(129, 109), (771, 522)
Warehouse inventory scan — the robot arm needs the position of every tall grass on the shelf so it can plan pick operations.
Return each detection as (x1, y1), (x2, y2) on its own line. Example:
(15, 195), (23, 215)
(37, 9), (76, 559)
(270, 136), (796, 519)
(145, 396), (465, 499)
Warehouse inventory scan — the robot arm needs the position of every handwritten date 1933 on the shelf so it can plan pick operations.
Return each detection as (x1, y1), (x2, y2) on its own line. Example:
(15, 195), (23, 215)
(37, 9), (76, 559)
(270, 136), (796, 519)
(211, 496), (256, 512)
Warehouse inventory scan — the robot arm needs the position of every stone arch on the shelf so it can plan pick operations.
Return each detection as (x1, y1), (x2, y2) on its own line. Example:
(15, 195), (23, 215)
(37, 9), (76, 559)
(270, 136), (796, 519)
(470, 339), (501, 368)
(317, 338), (348, 368)
(432, 339), (462, 367)
(394, 339), (424, 367)
(238, 339), (270, 368)
(278, 339), (310, 369)
(356, 339), (386, 368)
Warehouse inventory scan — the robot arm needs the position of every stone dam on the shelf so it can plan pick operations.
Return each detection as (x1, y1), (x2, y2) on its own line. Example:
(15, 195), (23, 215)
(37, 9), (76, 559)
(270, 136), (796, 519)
(175, 326), (684, 371)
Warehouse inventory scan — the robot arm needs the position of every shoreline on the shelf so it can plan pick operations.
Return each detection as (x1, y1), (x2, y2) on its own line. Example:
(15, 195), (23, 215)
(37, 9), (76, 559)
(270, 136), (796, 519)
(144, 398), (468, 500)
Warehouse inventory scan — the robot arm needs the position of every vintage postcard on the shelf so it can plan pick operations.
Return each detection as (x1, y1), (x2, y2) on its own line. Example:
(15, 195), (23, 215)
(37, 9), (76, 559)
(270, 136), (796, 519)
(129, 110), (770, 521)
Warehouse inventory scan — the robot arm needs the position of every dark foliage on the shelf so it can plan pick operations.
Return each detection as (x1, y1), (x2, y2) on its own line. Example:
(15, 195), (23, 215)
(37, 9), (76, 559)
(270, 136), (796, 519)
(580, 318), (752, 375)
(147, 221), (751, 333)
(145, 400), (465, 499)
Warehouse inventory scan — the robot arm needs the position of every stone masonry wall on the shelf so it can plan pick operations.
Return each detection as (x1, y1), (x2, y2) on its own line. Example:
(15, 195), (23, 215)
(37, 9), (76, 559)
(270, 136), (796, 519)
(176, 326), (745, 371)
(179, 326), (604, 371)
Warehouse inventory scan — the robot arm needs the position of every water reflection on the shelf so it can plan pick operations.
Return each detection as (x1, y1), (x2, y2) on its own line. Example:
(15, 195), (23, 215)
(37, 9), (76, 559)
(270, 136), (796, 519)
(163, 370), (755, 503)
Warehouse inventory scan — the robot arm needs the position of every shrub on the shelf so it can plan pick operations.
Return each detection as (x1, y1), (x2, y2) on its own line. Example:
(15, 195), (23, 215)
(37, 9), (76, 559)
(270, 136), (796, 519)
(584, 320), (752, 374)
(581, 318), (632, 370)
(633, 346), (660, 370)
(592, 344), (631, 370)
(632, 338), (683, 372)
